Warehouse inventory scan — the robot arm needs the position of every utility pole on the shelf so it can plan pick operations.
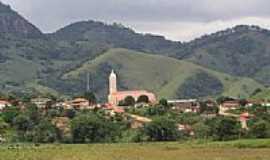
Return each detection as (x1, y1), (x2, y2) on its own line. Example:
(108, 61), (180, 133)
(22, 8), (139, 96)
(86, 72), (90, 92)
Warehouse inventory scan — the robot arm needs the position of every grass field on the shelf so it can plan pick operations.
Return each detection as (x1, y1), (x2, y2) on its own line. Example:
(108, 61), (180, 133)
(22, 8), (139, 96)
(1, 139), (270, 160)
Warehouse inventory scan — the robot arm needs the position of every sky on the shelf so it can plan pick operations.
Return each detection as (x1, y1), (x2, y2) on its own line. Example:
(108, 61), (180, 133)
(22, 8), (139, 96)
(2, 0), (270, 41)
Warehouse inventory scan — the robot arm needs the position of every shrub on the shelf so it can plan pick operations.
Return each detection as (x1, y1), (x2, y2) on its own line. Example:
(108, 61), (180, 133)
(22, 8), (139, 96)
(143, 116), (180, 141)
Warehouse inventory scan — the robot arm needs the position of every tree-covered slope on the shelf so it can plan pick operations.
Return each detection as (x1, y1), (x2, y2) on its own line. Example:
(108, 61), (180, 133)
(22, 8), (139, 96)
(50, 21), (183, 57)
(0, 2), (43, 38)
(183, 25), (270, 86)
(63, 48), (264, 101)
(52, 23), (270, 88)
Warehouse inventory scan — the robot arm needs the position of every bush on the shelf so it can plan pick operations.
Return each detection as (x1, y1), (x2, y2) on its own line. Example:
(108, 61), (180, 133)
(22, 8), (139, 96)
(207, 116), (240, 141)
(249, 120), (270, 138)
(143, 116), (180, 141)
(32, 119), (59, 143)
(2, 106), (20, 124)
(192, 122), (210, 139)
(71, 113), (121, 143)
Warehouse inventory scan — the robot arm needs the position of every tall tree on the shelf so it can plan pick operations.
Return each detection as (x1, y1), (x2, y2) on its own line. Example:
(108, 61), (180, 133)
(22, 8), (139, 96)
(71, 113), (120, 143)
(83, 92), (97, 104)
(143, 116), (180, 141)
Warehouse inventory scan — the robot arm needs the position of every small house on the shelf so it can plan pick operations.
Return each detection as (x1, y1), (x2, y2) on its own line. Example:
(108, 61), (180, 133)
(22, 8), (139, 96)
(168, 99), (200, 113)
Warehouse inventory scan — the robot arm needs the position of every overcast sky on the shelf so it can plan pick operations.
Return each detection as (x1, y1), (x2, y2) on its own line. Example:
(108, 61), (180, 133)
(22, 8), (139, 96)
(2, 0), (270, 41)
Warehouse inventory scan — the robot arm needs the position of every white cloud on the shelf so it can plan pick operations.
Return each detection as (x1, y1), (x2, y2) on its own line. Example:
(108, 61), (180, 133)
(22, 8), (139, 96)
(1, 0), (270, 41)
(124, 17), (270, 41)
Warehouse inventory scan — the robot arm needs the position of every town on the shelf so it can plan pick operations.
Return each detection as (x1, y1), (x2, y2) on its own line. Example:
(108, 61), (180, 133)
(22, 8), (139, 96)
(1, 0), (270, 159)
(0, 70), (269, 143)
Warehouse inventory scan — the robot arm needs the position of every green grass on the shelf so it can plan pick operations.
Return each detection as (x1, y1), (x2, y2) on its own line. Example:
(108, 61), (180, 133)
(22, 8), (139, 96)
(64, 48), (264, 99)
(1, 139), (270, 160)
(251, 88), (270, 100)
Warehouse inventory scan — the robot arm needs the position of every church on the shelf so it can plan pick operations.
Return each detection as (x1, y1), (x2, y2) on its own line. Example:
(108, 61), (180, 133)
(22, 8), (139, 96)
(108, 70), (156, 106)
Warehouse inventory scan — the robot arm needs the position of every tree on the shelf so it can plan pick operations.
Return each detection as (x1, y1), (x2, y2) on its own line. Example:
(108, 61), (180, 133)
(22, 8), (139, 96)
(251, 88), (262, 96)
(249, 120), (270, 138)
(2, 106), (20, 123)
(159, 98), (168, 107)
(25, 103), (41, 124)
(32, 119), (59, 143)
(177, 112), (202, 125)
(145, 105), (167, 116)
(7, 93), (19, 106)
(0, 118), (8, 135)
(21, 94), (32, 103)
(137, 95), (149, 103)
(65, 109), (76, 119)
(13, 114), (33, 132)
(192, 122), (210, 139)
(46, 108), (61, 119)
(83, 92), (97, 104)
(207, 116), (240, 141)
(13, 114), (35, 141)
(143, 116), (180, 141)
(71, 113), (120, 143)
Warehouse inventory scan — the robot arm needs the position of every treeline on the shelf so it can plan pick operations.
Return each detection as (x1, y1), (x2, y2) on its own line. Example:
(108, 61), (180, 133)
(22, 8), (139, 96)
(1, 99), (270, 144)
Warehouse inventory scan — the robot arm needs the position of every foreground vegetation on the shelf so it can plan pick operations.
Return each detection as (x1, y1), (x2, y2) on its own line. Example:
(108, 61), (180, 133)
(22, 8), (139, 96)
(1, 96), (270, 144)
(1, 139), (270, 160)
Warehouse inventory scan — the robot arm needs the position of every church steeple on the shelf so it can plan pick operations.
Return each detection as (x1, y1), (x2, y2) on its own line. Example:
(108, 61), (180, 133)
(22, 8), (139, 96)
(109, 69), (117, 94)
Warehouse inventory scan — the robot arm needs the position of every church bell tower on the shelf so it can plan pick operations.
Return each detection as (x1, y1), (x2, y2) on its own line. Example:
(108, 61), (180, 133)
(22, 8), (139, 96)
(109, 70), (117, 94)
(108, 70), (117, 105)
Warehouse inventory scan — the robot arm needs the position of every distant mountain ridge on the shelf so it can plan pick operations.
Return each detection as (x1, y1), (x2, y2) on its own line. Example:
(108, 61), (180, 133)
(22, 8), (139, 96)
(0, 2), (269, 100)
(183, 25), (270, 86)
(49, 20), (183, 57)
(0, 2), (43, 38)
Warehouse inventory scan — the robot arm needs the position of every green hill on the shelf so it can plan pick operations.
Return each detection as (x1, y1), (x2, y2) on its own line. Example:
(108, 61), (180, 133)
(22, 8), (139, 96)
(183, 25), (270, 86)
(63, 48), (264, 101)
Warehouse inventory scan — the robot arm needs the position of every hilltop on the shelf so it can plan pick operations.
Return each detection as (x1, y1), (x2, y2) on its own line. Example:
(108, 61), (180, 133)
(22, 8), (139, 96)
(0, 2), (43, 38)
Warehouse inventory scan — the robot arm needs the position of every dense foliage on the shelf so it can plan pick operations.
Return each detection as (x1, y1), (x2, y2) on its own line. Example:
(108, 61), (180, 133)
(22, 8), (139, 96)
(0, 97), (270, 144)
(176, 71), (224, 98)
(71, 113), (121, 143)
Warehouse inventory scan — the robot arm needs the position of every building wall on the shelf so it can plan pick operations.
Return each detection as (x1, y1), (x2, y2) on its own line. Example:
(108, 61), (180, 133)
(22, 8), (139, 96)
(108, 70), (156, 106)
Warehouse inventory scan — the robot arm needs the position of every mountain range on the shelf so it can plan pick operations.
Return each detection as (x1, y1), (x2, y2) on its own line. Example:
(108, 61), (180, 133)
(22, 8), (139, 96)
(0, 2), (269, 101)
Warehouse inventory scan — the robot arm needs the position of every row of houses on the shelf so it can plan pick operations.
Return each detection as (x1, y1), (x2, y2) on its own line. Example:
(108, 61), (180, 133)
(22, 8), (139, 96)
(168, 98), (270, 114)
(219, 99), (270, 113)
(2, 96), (270, 114)
(167, 99), (217, 113)
(0, 97), (125, 116)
